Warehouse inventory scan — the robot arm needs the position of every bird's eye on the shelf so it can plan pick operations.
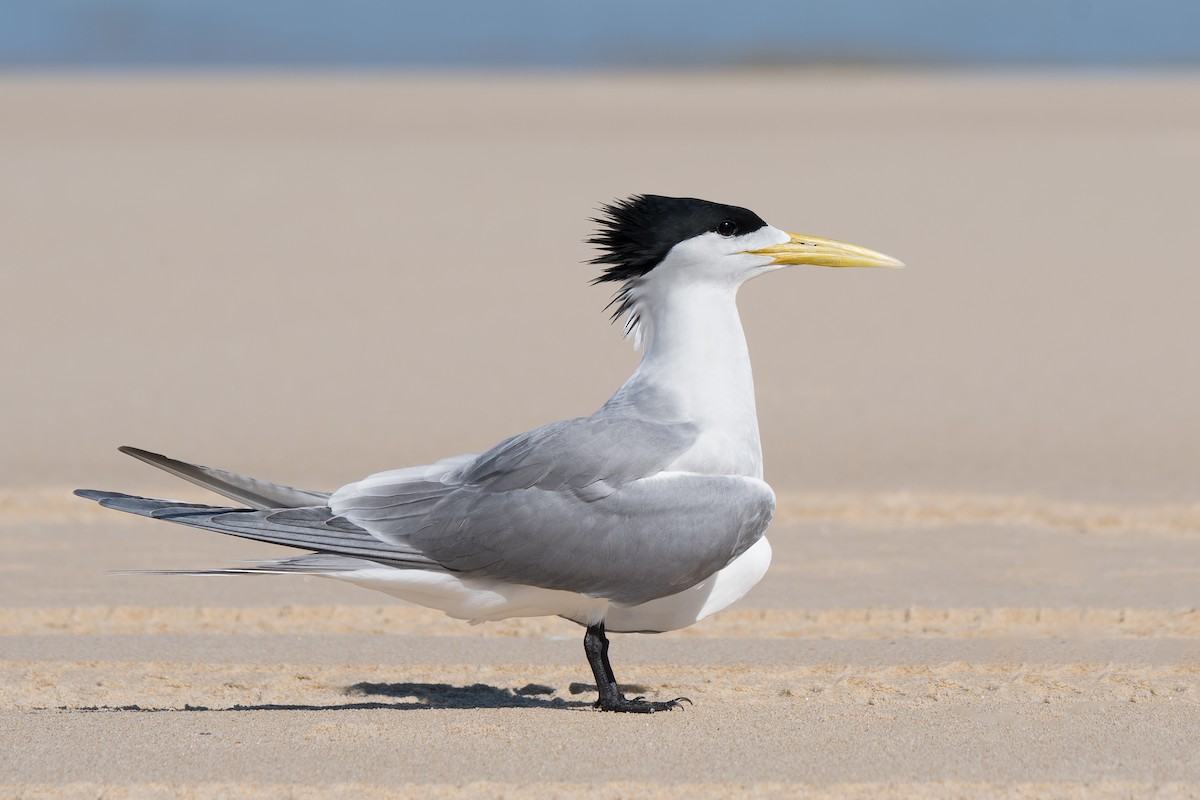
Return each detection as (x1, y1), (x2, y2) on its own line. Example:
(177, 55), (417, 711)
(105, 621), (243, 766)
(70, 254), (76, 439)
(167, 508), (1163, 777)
(716, 220), (738, 237)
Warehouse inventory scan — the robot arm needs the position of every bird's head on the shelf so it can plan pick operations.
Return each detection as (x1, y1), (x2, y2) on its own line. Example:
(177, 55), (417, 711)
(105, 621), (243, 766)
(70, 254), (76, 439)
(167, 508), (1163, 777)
(589, 194), (902, 339)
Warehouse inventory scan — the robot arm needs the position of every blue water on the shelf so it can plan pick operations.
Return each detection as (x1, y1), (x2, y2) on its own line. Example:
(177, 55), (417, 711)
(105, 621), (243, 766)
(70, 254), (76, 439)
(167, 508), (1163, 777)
(2, 0), (1199, 68)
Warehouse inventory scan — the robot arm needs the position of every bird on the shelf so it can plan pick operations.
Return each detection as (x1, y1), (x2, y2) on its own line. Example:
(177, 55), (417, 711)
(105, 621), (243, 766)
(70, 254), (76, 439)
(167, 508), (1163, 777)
(76, 194), (902, 713)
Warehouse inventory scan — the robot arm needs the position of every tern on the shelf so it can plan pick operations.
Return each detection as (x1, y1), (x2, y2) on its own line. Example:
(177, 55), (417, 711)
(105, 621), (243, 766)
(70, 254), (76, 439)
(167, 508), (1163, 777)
(77, 194), (902, 713)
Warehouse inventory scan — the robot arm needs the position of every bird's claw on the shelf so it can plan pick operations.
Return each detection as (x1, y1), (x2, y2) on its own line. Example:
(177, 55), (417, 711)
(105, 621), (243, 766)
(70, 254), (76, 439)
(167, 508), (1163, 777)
(594, 694), (691, 713)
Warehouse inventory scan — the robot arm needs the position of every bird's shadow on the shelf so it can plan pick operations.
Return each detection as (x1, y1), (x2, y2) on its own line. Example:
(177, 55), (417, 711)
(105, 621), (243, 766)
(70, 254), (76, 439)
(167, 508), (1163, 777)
(53, 682), (605, 713)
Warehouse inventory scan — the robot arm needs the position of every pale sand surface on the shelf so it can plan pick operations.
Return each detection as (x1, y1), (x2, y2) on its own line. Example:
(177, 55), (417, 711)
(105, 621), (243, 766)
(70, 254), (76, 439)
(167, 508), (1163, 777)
(3, 511), (1199, 797)
(3, 71), (1200, 797)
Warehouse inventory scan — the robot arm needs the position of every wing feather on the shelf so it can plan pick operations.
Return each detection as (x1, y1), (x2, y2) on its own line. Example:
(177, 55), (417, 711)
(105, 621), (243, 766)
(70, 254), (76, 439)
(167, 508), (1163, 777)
(119, 446), (329, 510)
(75, 490), (439, 569)
(92, 415), (772, 606)
(329, 416), (773, 605)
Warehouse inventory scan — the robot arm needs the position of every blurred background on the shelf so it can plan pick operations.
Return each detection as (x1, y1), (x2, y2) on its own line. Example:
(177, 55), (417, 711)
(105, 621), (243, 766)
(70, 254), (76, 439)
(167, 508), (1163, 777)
(3, 0), (1198, 503)
(5, 0), (1200, 69)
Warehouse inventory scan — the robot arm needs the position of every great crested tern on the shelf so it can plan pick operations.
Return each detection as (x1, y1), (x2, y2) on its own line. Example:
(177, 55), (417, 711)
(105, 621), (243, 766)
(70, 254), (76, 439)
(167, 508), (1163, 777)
(77, 194), (902, 713)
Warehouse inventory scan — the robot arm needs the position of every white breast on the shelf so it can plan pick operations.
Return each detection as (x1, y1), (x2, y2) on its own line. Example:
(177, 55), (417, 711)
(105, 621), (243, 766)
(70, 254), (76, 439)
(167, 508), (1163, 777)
(603, 536), (773, 633)
(666, 427), (763, 478)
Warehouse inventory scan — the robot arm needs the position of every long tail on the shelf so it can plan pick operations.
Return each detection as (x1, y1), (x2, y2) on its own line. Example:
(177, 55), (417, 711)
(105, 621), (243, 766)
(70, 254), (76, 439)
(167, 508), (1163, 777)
(116, 446), (330, 510)
(76, 484), (441, 573)
(110, 552), (393, 578)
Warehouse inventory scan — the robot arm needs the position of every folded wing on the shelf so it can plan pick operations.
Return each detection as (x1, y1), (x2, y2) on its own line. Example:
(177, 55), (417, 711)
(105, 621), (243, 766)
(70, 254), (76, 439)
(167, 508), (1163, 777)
(331, 415), (775, 606)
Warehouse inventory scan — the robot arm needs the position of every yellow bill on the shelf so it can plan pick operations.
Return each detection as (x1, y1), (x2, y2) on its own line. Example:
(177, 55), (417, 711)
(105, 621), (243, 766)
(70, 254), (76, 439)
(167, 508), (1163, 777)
(746, 232), (904, 269)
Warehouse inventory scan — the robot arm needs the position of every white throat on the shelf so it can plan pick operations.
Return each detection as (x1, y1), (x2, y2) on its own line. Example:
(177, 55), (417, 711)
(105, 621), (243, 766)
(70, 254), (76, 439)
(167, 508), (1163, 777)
(604, 279), (763, 478)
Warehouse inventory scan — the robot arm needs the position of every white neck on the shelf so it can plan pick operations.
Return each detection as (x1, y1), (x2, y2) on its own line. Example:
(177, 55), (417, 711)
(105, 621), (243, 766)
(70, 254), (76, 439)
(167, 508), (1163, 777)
(603, 281), (763, 478)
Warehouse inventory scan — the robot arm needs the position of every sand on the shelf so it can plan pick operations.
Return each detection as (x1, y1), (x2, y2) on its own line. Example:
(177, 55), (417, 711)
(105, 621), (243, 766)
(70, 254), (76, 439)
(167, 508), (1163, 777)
(2, 70), (1199, 797)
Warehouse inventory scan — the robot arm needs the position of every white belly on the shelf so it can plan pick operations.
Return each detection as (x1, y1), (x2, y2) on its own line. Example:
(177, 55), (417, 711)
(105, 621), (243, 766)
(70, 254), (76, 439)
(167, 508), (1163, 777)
(604, 536), (772, 632)
(324, 536), (772, 634)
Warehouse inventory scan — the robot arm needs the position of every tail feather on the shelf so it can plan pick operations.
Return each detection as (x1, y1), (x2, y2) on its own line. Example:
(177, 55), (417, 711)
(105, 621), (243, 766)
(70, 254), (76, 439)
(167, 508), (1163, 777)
(111, 554), (385, 577)
(118, 446), (330, 510)
(74, 490), (440, 570)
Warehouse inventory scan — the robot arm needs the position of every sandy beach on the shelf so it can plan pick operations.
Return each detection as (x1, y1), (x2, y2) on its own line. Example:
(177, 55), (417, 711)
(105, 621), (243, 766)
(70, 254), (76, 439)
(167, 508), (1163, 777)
(2, 71), (1199, 797)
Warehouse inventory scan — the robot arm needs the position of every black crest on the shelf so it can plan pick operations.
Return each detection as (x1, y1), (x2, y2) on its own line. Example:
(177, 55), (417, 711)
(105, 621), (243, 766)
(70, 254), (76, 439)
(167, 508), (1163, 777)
(588, 195), (768, 286)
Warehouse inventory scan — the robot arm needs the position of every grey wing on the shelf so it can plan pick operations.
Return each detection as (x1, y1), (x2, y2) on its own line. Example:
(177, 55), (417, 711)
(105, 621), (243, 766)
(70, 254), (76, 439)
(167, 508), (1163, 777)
(330, 416), (775, 605)
(118, 446), (330, 510)
(410, 473), (775, 606)
(75, 490), (439, 569)
(461, 416), (699, 492)
(330, 415), (698, 531)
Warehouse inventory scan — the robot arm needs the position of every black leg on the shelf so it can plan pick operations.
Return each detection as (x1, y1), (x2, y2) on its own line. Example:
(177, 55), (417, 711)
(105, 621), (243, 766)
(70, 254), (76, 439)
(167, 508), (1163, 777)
(583, 621), (689, 713)
(598, 624), (616, 685)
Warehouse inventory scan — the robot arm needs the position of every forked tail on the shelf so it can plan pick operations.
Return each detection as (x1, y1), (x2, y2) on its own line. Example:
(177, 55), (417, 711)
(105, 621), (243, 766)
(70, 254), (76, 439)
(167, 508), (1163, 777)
(75, 448), (440, 572)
